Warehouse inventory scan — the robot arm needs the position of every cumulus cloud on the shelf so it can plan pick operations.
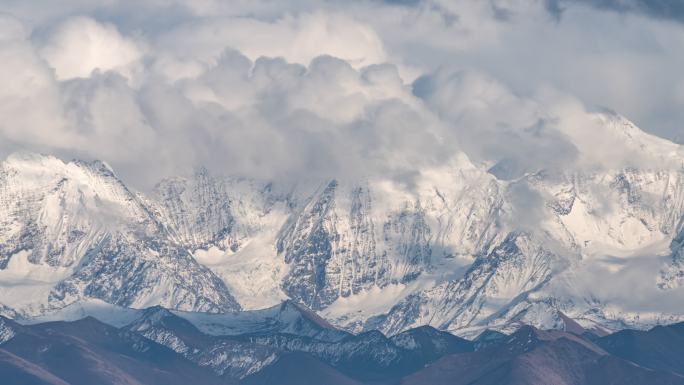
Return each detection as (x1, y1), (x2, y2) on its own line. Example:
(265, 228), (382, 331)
(155, 12), (387, 72)
(356, 0), (684, 143)
(412, 68), (581, 178)
(0, 14), (68, 152)
(0, 0), (682, 189)
(0, 37), (442, 187)
(38, 16), (143, 80)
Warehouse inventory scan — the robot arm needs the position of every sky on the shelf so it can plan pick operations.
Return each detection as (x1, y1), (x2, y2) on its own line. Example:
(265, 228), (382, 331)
(0, 0), (682, 189)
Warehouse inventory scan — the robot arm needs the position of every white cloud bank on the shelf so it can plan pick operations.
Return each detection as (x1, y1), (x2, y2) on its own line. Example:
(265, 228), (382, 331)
(0, 0), (682, 188)
(39, 16), (143, 80)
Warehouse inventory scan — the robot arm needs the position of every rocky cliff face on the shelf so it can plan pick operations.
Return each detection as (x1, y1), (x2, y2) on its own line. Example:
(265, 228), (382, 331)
(152, 169), (238, 251)
(274, 156), (506, 312)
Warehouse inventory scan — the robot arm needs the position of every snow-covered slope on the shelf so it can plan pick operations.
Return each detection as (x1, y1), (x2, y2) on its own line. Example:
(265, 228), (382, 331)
(352, 113), (684, 337)
(276, 156), (504, 311)
(0, 153), (240, 316)
(2, 112), (684, 338)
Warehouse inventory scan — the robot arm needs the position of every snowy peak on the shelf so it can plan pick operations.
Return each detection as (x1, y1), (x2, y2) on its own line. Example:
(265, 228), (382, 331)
(593, 112), (683, 162)
(552, 111), (684, 170)
(0, 153), (241, 316)
(0, 152), (154, 269)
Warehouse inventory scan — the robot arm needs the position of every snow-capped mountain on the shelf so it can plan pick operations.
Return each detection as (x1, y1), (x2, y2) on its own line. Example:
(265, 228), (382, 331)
(357, 113), (684, 337)
(1, 112), (684, 339)
(0, 153), (240, 315)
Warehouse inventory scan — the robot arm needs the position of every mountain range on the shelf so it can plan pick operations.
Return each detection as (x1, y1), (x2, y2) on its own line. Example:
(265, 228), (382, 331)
(2, 303), (684, 384)
(2, 111), (684, 341)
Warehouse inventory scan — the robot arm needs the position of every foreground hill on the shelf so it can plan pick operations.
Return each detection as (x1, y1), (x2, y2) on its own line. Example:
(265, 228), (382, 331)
(2, 307), (684, 384)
